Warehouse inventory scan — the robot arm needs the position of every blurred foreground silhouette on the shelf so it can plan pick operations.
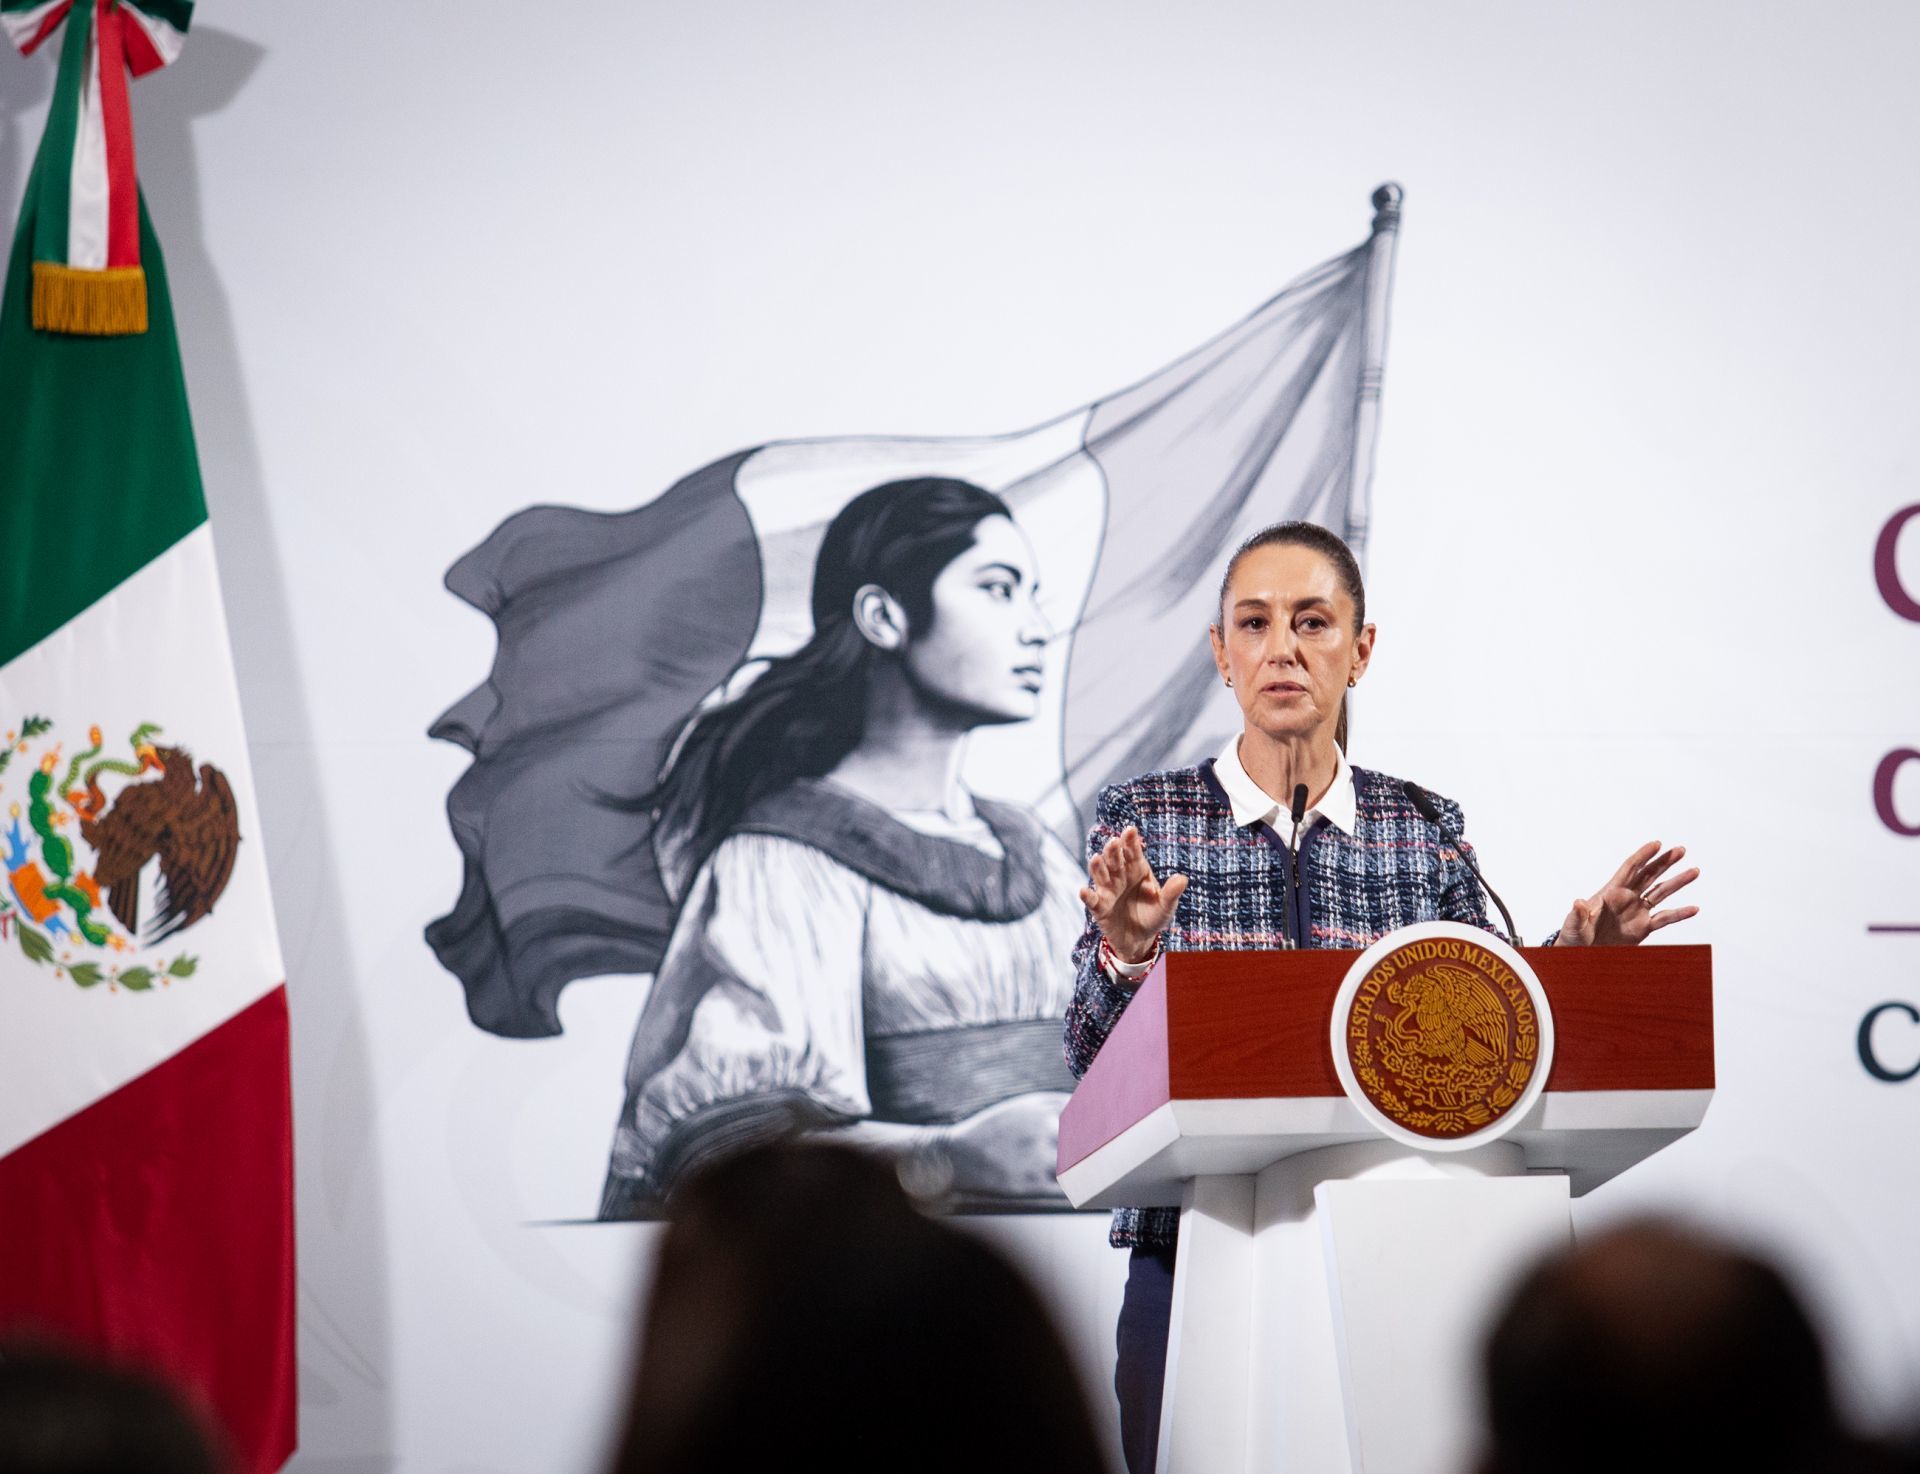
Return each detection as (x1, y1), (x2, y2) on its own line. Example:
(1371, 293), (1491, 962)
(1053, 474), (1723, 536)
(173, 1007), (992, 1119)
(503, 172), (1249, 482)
(606, 1140), (1111, 1474)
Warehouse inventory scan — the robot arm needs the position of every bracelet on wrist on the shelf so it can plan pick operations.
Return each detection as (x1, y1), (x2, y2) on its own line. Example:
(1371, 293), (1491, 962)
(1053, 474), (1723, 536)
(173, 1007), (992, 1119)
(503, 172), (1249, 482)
(1099, 934), (1162, 977)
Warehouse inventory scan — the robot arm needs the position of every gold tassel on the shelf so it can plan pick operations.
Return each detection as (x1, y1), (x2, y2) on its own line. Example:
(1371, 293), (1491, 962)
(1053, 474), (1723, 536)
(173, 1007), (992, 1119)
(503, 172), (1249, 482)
(31, 262), (148, 336)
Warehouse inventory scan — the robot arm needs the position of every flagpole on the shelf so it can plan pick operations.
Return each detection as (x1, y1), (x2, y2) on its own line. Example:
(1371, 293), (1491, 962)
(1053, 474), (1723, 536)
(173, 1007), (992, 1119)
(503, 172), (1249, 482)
(1343, 181), (1403, 570)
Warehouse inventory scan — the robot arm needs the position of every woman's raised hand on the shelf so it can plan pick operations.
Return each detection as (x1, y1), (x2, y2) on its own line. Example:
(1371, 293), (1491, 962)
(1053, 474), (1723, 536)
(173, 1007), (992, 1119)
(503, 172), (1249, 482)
(1554, 841), (1700, 946)
(1078, 824), (1188, 964)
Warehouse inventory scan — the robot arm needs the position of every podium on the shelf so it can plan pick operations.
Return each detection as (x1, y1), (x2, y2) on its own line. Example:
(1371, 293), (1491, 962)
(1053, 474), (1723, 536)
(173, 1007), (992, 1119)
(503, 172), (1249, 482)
(1056, 939), (1714, 1474)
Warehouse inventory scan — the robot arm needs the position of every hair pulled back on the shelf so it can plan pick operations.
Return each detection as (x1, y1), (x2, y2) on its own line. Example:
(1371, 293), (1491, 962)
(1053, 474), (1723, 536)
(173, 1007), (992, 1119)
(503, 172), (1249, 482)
(646, 477), (1011, 888)
(1215, 521), (1367, 750)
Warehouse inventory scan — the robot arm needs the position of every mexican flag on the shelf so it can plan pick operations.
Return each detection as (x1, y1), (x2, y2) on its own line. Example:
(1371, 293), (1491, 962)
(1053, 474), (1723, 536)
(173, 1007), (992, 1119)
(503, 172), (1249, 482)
(0, 4), (295, 1471)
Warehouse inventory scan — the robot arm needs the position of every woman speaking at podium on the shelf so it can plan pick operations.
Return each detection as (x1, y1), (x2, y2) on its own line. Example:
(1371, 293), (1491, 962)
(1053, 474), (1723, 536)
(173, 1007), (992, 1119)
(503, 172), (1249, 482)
(1063, 521), (1700, 1474)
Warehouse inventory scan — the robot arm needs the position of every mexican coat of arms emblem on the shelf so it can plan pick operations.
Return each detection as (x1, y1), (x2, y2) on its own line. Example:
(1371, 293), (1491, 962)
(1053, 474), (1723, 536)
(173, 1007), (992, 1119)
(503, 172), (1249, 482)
(0, 717), (240, 993)
(1333, 920), (1554, 1148)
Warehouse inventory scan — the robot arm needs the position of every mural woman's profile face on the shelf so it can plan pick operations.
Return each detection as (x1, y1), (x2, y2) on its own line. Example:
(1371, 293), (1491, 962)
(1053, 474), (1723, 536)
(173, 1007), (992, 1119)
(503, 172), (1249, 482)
(899, 513), (1050, 726)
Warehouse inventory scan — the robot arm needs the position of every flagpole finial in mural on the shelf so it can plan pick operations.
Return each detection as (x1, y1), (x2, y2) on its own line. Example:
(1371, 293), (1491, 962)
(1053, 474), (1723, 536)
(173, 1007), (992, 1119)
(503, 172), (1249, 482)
(2, 0), (192, 336)
(1371, 180), (1404, 230)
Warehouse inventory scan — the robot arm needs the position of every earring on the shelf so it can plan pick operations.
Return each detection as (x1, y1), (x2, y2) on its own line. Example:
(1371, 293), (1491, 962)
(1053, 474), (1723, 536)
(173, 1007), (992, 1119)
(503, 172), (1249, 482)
(1225, 677), (1233, 688)
(1347, 677), (1357, 688)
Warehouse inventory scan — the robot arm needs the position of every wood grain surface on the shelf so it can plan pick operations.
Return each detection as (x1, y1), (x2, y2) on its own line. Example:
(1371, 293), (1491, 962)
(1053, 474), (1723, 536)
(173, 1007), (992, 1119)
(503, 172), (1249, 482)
(1159, 945), (1713, 1100)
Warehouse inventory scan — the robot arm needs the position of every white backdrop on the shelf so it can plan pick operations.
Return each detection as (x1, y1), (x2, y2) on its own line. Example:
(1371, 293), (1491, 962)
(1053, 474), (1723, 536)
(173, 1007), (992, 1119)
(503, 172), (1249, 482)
(7, 3), (1920, 1470)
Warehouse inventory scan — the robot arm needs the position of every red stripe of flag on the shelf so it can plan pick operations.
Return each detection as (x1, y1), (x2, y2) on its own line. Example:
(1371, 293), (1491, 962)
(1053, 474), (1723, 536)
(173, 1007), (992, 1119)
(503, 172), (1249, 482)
(19, 0), (74, 56)
(94, 0), (139, 269)
(0, 987), (298, 1474)
(119, 5), (164, 77)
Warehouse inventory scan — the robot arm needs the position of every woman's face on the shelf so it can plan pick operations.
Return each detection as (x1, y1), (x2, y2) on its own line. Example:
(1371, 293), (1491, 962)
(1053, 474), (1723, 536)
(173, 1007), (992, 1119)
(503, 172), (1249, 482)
(1209, 542), (1375, 745)
(900, 514), (1051, 726)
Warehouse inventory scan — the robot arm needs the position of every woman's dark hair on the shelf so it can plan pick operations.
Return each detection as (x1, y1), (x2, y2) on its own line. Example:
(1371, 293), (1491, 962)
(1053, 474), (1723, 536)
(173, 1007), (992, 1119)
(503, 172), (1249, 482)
(646, 477), (1012, 889)
(608, 1142), (1111, 1474)
(1214, 520), (1367, 751)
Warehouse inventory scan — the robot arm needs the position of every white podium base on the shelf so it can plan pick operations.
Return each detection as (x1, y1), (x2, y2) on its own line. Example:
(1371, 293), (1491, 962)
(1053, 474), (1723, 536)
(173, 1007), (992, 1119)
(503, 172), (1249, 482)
(1159, 1141), (1572, 1474)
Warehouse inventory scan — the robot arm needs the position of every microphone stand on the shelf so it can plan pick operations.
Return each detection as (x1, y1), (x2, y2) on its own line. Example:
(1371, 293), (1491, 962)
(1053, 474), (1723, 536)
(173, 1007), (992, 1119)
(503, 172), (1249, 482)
(1401, 780), (1524, 946)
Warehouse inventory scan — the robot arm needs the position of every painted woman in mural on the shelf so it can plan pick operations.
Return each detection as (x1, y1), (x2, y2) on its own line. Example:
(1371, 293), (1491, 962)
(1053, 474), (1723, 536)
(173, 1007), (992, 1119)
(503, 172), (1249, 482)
(597, 478), (1083, 1219)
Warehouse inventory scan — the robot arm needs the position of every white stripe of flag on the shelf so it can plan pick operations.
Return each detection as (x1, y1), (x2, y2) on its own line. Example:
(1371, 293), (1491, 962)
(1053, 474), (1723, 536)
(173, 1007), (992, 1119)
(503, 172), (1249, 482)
(0, 527), (287, 1158)
(65, 17), (107, 270)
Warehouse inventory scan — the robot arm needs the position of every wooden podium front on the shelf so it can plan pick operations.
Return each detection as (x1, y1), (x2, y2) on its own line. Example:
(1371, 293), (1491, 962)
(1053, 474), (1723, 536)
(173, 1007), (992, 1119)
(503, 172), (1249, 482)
(1056, 945), (1713, 1474)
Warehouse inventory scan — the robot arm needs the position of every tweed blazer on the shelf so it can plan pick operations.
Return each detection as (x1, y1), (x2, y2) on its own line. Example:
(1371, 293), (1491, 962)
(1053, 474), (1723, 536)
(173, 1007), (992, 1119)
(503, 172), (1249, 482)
(1063, 758), (1507, 1251)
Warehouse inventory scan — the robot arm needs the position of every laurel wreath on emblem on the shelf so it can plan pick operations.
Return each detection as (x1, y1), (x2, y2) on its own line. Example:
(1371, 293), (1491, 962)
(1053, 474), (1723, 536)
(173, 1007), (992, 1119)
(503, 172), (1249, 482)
(0, 716), (240, 993)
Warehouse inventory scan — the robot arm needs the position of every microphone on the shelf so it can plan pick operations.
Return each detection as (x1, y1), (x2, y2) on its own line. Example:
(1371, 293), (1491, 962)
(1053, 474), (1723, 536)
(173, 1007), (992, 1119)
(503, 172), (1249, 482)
(1401, 780), (1524, 947)
(1285, 783), (1308, 950)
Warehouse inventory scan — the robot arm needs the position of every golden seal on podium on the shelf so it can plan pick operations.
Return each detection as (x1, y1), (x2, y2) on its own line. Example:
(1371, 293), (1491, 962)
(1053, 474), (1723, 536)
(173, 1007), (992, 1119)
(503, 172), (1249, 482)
(1330, 921), (1555, 1150)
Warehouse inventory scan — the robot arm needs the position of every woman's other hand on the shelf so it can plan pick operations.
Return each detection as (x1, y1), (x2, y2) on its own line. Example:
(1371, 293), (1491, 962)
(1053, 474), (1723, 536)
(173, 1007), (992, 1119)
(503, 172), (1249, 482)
(1554, 842), (1700, 946)
(1078, 824), (1189, 963)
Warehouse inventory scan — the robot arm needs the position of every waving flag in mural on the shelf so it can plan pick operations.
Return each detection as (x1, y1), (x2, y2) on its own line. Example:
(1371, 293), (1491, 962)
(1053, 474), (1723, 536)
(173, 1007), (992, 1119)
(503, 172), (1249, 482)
(428, 186), (1403, 1216)
(0, 5), (295, 1471)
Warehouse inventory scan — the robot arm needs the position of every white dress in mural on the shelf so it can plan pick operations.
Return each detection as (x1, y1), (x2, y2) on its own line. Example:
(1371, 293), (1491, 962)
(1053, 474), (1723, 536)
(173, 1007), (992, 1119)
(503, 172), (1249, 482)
(601, 781), (1082, 1217)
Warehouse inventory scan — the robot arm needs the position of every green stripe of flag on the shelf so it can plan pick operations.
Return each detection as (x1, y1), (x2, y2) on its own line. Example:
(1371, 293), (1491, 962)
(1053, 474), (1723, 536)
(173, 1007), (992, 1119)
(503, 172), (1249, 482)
(131, 0), (194, 37)
(0, 189), (206, 667)
(29, 0), (86, 270)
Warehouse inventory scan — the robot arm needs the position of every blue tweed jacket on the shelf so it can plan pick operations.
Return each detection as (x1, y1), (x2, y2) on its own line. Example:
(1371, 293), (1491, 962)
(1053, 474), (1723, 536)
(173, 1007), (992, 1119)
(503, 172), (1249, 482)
(1063, 759), (1507, 1252)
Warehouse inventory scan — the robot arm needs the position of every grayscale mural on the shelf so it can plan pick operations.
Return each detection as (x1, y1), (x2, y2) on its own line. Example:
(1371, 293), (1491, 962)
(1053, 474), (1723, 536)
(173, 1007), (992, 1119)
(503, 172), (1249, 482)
(426, 186), (1405, 1218)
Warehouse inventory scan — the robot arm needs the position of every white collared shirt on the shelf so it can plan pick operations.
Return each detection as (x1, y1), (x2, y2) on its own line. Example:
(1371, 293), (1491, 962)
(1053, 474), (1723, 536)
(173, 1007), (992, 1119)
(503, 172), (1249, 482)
(1104, 737), (1355, 981)
(1213, 733), (1356, 837)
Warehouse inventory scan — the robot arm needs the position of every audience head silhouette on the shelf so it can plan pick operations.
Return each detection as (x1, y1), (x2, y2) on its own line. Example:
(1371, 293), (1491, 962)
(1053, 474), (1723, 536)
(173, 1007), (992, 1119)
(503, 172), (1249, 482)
(608, 1140), (1111, 1474)
(1478, 1218), (1876, 1474)
(0, 1343), (224, 1474)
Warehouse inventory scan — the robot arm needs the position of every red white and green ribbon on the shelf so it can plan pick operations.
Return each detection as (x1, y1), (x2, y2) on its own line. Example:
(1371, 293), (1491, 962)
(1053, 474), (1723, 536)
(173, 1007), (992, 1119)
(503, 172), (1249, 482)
(1, 0), (189, 335)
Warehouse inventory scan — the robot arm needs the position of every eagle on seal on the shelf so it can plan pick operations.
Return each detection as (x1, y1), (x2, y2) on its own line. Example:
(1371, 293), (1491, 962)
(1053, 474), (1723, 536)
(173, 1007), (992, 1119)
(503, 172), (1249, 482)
(80, 745), (241, 944)
(1384, 962), (1509, 1069)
